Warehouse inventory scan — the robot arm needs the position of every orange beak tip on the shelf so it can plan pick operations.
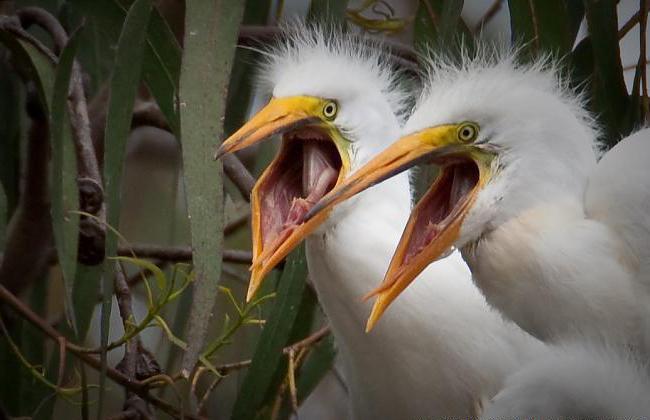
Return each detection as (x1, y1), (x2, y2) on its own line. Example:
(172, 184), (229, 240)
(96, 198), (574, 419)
(365, 316), (378, 333)
(214, 145), (227, 160)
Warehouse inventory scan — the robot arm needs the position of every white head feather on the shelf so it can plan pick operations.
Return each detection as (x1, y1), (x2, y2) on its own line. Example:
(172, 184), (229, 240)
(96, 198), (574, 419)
(406, 47), (602, 246)
(256, 22), (410, 169)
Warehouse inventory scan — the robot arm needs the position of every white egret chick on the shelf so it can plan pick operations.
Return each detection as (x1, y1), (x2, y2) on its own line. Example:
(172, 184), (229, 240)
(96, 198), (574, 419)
(307, 49), (650, 354)
(217, 28), (543, 419)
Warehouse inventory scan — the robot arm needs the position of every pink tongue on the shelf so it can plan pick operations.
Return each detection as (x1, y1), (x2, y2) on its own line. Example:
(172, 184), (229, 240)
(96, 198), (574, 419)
(283, 143), (338, 229)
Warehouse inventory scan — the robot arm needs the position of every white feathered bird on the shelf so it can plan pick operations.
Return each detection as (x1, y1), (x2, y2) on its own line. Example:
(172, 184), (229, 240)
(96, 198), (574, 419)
(216, 28), (548, 419)
(308, 49), (650, 355)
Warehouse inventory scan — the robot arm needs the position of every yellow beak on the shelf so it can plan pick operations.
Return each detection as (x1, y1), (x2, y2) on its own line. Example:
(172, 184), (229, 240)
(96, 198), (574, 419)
(305, 125), (492, 331)
(215, 96), (322, 159)
(217, 96), (347, 301)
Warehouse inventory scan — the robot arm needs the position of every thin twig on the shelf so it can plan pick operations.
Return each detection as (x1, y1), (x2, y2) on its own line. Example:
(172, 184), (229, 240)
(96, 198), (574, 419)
(197, 376), (223, 414)
(620, 10), (641, 39)
(0, 284), (201, 419)
(49, 245), (252, 265)
(118, 244), (253, 264)
(640, 0), (649, 119)
(222, 154), (256, 201)
(282, 325), (331, 355)
(114, 263), (154, 417)
(224, 211), (250, 236)
(473, 0), (503, 33)
(56, 336), (67, 388)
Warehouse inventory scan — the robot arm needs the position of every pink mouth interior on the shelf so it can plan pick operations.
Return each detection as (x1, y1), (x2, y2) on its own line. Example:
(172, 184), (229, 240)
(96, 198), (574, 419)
(258, 127), (342, 250)
(402, 161), (479, 266)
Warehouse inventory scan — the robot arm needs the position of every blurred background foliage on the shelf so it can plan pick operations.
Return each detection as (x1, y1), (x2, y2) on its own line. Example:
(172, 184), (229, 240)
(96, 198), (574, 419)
(0, 0), (646, 419)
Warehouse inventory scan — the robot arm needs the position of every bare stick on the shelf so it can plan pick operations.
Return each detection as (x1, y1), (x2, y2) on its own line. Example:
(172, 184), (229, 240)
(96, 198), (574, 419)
(283, 325), (331, 355)
(223, 154), (255, 201)
(641, 1), (649, 119)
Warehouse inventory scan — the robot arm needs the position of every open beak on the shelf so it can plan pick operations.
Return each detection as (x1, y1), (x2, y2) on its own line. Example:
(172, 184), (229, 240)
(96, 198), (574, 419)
(304, 125), (494, 331)
(217, 96), (349, 301)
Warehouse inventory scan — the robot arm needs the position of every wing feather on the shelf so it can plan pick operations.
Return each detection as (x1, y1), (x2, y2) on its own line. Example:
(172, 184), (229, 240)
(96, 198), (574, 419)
(585, 128), (650, 285)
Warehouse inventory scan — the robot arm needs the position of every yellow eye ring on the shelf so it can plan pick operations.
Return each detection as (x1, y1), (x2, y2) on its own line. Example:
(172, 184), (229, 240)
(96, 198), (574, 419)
(323, 100), (338, 120)
(457, 122), (479, 143)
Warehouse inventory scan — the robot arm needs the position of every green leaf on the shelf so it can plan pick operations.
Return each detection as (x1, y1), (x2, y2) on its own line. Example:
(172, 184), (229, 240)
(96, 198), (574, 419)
(140, 4), (181, 134)
(308, 0), (349, 24)
(414, 0), (468, 53)
(50, 30), (81, 334)
(112, 256), (167, 293)
(230, 246), (309, 420)
(583, 0), (630, 145)
(73, 0), (181, 134)
(178, 0), (245, 376)
(0, 32), (55, 112)
(100, 0), (153, 415)
(73, 264), (102, 342)
(508, 0), (575, 59)
(223, 0), (272, 138)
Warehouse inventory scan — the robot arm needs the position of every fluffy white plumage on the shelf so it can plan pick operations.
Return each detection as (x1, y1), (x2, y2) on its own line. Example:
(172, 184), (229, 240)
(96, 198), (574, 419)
(483, 341), (650, 419)
(260, 26), (543, 418)
(404, 50), (650, 353)
(253, 27), (650, 418)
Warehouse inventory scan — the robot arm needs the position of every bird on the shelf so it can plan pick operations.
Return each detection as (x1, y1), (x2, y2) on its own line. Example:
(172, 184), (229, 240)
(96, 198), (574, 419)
(306, 47), (650, 355)
(216, 26), (552, 419)
(482, 340), (650, 418)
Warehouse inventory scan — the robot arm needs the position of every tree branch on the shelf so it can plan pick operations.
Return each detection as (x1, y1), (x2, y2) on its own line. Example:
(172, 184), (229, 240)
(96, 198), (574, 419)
(0, 96), (53, 295)
(222, 154), (255, 201)
(17, 6), (106, 265)
(118, 244), (252, 264)
(0, 283), (200, 419)
(282, 325), (331, 355)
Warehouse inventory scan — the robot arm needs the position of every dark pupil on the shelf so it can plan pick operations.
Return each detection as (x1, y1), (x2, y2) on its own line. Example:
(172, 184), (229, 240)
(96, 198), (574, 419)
(326, 105), (334, 114)
(463, 128), (471, 138)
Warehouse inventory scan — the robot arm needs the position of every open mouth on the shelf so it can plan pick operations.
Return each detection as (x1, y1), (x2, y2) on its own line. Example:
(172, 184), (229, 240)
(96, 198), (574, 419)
(255, 127), (343, 260)
(396, 160), (479, 274)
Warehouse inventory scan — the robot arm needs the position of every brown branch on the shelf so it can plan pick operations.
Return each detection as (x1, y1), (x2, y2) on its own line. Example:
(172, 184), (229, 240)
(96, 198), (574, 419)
(0, 100), (53, 295)
(0, 284), (201, 419)
(0, 15), (57, 61)
(283, 325), (331, 355)
(117, 244), (252, 264)
(49, 245), (252, 266)
(17, 6), (106, 265)
(224, 211), (250, 236)
(620, 10), (641, 39)
(473, 0), (504, 33)
(114, 263), (157, 418)
(222, 154), (255, 201)
(641, 0), (649, 119)
(16, 7), (66, 53)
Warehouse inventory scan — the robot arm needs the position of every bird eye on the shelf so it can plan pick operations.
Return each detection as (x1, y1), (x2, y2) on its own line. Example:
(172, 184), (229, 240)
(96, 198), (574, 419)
(458, 123), (479, 143)
(323, 101), (338, 120)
